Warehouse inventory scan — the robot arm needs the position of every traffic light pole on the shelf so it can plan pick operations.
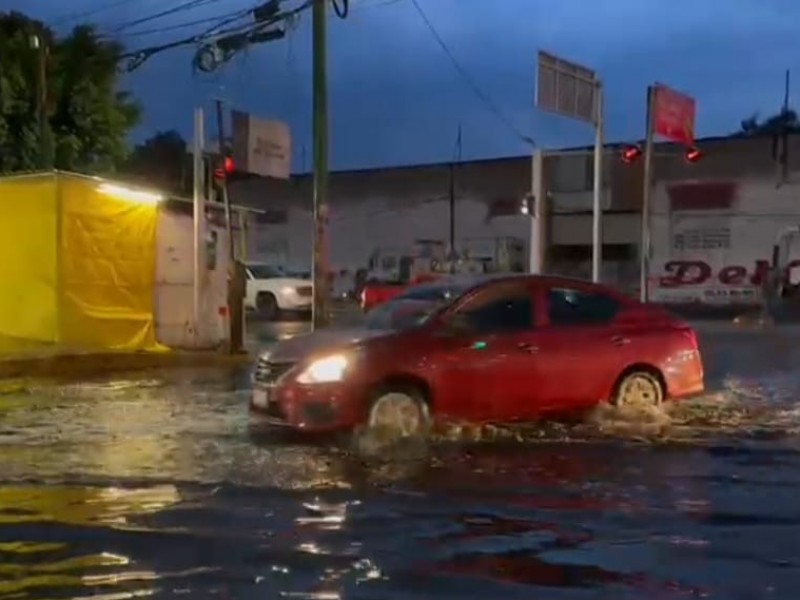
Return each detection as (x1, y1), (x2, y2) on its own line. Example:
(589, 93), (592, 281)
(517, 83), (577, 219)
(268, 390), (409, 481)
(192, 107), (207, 345)
(639, 85), (656, 303)
(311, 0), (330, 329)
(591, 83), (604, 283)
(213, 98), (236, 267)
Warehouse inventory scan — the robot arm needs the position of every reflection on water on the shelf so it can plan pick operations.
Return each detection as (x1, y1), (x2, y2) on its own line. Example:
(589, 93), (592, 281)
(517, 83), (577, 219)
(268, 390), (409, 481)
(0, 328), (799, 598)
(2, 439), (798, 599)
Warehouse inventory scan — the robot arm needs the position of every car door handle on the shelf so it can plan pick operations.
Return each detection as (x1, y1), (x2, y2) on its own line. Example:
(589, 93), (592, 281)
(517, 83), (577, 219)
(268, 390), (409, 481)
(611, 335), (631, 346)
(517, 342), (539, 353)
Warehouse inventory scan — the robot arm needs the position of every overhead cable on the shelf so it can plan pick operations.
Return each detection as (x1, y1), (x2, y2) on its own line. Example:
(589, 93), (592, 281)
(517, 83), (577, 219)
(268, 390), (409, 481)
(408, 0), (535, 147)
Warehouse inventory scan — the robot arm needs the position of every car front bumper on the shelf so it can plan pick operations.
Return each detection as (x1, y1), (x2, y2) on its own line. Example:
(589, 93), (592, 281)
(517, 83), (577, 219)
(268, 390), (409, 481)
(249, 381), (363, 433)
(276, 293), (312, 311)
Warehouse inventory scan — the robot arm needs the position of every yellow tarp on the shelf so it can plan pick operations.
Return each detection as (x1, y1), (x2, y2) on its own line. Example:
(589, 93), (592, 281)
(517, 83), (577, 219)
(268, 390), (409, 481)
(58, 176), (164, 352)
(0, 176), (58, 355)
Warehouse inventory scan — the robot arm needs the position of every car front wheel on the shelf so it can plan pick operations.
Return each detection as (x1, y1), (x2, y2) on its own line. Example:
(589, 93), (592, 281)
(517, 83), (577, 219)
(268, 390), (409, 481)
(256, 292), (279, 320)
(612, 370), (665, 409)
(367, 391), (430, 438)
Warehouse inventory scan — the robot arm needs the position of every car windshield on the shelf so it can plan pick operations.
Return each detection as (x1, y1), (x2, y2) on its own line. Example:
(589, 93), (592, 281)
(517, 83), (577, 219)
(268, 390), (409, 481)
(364, 281), (469, 330)
(248, 264), (285, 279)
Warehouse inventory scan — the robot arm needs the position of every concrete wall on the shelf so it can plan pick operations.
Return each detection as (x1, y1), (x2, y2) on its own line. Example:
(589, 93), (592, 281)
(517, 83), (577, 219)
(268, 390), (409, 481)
(154, 207), (231, 349)
(241, 197), (530, 273)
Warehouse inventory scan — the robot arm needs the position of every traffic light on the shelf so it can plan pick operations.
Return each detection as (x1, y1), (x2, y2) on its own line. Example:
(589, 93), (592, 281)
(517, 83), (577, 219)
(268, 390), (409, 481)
(620, 145), (642, 164)
(214, 155), (233, 181)
(211, 151), (234, 201)
(684, 146), (702, 163)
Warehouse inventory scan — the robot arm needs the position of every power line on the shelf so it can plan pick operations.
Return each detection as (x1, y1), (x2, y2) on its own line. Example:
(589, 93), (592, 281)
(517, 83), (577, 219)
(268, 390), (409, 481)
(407, 0), (535, 147)
(108, 9), (252, 38)
(109, 0), (222, 33)
(50, 0), (138, 27)
(118, 0), (313, 71)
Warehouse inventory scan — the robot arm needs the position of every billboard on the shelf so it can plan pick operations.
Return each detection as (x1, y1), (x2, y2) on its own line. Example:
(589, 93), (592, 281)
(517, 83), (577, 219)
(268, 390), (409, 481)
(652, 84), (696, 145)
(535, 51), (598, 125)
(231, 111), (291, 180)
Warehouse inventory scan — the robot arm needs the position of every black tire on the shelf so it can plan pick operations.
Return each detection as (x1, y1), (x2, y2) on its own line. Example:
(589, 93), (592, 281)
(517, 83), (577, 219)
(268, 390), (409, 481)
(612, 370), (665, 409)
(256, 292), (279, 320)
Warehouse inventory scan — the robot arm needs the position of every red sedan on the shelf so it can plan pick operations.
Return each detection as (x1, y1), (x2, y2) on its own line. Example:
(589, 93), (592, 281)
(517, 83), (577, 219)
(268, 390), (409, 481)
(250, 274), (704, 436)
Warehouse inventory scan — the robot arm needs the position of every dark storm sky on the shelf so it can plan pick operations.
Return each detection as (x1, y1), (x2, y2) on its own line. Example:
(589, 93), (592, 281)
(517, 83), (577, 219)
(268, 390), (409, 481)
(7, 0), (800, 171)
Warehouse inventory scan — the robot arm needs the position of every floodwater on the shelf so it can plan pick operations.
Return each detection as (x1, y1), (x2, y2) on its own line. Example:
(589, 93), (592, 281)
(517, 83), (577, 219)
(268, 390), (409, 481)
(1, 322), (800, 599)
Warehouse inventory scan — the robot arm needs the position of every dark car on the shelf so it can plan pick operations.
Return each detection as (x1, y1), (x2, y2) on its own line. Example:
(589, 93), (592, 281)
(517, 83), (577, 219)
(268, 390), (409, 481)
(250, 274), (704, 437)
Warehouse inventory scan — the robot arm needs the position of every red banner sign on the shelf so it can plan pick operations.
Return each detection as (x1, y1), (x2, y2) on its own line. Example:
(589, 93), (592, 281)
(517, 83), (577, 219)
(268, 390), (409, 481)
(659, 259), (800, 287)
(653, 85), (696, 145)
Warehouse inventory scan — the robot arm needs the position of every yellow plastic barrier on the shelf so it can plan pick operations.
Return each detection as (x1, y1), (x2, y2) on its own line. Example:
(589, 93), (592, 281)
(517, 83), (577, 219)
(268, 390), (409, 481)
(0, 173), (167, 357)
(58, 176), (164, 353)
(0, 176), (58, 355)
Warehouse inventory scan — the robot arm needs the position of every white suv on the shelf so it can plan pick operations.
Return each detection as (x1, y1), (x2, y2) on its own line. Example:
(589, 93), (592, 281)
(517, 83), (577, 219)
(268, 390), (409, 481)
(244, 263), (312, 320)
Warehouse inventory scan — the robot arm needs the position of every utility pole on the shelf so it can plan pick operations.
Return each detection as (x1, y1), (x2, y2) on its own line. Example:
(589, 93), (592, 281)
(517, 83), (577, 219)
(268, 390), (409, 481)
(214, 98), (245, 353)
(448, 124), (462, 273)
(30, 34), (52, 170)
(778, 69), (791, 183)
(639, 85), (656, 303)
(311, 0), (330, 329)
(591, 82), (604, 283)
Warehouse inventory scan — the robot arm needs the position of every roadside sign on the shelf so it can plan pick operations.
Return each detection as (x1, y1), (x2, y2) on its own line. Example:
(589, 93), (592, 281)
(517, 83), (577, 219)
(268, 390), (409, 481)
(536, 50), (598, 124)
(231, 110), (291, 180)
(653, 84), (696, 145)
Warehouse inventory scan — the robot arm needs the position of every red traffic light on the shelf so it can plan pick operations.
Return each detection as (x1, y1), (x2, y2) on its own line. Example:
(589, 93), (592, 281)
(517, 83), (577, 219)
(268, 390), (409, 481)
(684, 146), (702, 163)
(213, 155), (234, 182)
(621, 145), (642, 164)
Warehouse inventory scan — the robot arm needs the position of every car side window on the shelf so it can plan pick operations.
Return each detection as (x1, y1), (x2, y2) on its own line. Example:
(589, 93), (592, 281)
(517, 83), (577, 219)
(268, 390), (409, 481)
(547, 287), (619, 326)
(453, 284), (533, 333)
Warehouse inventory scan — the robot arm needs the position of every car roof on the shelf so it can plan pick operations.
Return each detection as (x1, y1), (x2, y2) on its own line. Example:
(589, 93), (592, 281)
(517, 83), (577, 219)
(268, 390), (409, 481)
(408, 273), (632, 301)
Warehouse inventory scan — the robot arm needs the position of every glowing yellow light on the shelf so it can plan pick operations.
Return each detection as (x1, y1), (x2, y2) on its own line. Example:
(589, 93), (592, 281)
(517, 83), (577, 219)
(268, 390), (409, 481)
(296, 354), (349, 384)
(97, 183), (163, 205)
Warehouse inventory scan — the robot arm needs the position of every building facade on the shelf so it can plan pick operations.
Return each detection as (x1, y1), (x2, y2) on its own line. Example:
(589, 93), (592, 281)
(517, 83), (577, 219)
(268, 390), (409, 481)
(228, 134), (800, 305)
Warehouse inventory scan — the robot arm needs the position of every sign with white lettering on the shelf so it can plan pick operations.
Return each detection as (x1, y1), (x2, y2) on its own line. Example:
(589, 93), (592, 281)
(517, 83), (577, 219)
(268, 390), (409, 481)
(231, 110), (291, 180)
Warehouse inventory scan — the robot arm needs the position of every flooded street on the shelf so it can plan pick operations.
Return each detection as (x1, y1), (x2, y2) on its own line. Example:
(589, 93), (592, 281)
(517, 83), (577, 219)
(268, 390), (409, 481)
(1, 321), (800, 599)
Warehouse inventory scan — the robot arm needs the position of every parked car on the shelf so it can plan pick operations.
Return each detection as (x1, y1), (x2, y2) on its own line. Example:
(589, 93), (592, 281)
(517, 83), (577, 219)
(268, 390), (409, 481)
(249, 274), (704, 436)
(359, 272), (443, 312)
(245, 263), (312, 320)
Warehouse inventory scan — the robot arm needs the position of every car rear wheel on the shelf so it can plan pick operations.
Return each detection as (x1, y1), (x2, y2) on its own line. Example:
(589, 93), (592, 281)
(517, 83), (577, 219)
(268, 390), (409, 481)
(612, 371), (664, 409)
(256, 292), (278, 320)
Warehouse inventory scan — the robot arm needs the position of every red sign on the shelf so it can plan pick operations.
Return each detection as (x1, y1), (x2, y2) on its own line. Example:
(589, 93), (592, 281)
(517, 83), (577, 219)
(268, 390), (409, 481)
(659, 259), (800, 287)
(653, 85), (696, 145)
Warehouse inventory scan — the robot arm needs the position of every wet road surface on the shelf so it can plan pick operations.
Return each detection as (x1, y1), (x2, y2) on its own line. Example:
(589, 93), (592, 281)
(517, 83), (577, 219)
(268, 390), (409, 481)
(1, 319), (800, 599)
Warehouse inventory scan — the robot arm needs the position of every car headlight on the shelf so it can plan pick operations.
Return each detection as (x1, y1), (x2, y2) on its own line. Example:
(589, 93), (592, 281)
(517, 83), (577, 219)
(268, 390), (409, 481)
(281, 286), (295, 296)
(296, 353), (350, 384)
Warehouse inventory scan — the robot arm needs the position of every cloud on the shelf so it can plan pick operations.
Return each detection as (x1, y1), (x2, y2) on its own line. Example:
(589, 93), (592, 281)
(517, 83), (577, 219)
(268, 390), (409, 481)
(4, 0), (800, 168)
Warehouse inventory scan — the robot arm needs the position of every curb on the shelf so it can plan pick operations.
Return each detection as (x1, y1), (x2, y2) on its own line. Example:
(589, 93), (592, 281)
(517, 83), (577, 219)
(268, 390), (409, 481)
(0, 350), (253, 381)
